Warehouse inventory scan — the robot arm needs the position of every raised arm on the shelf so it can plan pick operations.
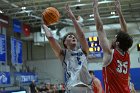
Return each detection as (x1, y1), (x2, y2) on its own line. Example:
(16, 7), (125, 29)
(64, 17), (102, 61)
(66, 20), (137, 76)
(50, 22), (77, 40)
(42, 24), (63, 58)
(93, 0), (111, 54)
(115, 0), (128, 32)
(93, 78), (103, 93)
(65, 3), (89, 55)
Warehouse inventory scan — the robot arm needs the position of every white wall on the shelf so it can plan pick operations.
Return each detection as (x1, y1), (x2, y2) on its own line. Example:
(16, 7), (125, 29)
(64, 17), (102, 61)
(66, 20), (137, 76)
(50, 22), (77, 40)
(130, 37), (140, 68)
(27, 59), (64, 84)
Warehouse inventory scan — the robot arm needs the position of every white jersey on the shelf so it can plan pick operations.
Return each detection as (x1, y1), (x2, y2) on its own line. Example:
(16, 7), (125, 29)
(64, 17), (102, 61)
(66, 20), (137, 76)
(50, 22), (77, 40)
(62, 48), (92, 89)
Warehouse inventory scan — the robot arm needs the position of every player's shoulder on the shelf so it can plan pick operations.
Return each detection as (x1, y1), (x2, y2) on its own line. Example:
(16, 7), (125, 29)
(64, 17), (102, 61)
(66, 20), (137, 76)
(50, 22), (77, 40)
(103, 49), (114, 67)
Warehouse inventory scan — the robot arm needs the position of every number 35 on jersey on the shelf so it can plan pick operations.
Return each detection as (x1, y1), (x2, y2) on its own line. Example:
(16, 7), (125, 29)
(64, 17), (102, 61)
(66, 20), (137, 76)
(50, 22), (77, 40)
(116, 60), (128, 74)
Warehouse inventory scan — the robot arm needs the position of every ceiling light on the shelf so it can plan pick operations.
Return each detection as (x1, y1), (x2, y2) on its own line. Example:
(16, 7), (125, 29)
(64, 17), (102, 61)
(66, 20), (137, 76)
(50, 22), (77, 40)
(111, 12), (115, 15)
(0, 10), (4, 13)
(1, 0), (9, 3)
(21, 7), (26, 10)
(87, 15), (119, 21)
(106, 15), (119, 19)
(70, 4), (87, 7)
(71, 1), (113, 8)
(87, 18), (94, 21)
(89, 14), (94, 17)
(11, 3), (19, 8)
(98, 1), (113, 4)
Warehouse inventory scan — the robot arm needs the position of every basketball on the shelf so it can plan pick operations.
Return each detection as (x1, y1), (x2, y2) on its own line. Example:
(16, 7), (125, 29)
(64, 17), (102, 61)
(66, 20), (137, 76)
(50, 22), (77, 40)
(42, 7), (60, 26)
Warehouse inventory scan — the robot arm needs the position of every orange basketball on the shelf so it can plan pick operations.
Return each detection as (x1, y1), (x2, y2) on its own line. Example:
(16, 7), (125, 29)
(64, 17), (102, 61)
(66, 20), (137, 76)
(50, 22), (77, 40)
(42, 7), (60, 26)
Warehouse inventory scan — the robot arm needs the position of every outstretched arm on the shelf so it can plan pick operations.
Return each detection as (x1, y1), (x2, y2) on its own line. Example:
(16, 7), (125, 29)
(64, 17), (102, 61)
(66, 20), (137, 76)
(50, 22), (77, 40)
(65, 3), (89, 55)
(42, 24), (63, 58)
(115, 0), (128, 32)
(93, 78), (103, 93)
(93, 0), (111, 54)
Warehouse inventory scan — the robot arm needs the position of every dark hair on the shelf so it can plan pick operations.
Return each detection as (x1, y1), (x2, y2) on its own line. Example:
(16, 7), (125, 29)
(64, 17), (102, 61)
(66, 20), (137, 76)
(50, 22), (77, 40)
(116, 31), (133, 52)
(89, 71), (94, 75)
(62, 32), (77, 48)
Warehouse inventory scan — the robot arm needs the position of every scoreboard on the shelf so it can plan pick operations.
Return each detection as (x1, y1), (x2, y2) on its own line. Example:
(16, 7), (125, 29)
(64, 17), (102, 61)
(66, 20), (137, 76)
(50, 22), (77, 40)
(87, 36), (103, 58)
(88, 36), (102, 52)
(137, 44), (140, 51)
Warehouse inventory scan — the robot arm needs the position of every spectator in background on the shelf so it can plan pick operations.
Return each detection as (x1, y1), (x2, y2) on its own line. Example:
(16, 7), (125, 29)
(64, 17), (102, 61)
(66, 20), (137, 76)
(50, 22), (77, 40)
(89, 71), (104, 93)
(52, 84), (58, 93)
(38, 82), (50, 92)
(44, 83), (51, 92)
(61, 83), (65, 91)
(29, 80), (38, 93)
(129, 74), (136, 93)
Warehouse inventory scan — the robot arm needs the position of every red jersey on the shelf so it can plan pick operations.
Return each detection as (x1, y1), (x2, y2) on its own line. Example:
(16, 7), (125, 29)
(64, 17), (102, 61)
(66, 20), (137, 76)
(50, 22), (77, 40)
(103, 49), (130, 93)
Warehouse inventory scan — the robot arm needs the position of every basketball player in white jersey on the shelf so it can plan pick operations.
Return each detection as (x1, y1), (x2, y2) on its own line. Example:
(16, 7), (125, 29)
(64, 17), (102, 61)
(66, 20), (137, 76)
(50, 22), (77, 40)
(42, 3), (93, 93)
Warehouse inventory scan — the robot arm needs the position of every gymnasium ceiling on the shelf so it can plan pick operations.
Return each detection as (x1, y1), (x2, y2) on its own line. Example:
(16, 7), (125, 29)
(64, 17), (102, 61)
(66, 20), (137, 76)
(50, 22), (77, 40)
(0, 0), (140, 29)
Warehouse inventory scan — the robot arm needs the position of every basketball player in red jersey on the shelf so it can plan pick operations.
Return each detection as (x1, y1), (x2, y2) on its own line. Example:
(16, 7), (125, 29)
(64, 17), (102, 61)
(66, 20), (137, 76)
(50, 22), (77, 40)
(93, 0), (133, 93)
(89, 71), (104, 93)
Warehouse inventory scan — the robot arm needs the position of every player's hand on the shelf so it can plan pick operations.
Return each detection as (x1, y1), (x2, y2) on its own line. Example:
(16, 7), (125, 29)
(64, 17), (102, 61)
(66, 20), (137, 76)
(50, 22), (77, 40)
(65, 3), (75, 20)
(93, 0), (98, 8)
(114, 0), (121, 10)
(42, 24), (49, 31)
(42, 24), (53, 37)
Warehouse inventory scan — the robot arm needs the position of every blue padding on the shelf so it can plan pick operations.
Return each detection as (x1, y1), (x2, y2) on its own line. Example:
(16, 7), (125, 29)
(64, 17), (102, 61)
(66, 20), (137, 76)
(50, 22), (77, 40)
(130, 68), (140, 90)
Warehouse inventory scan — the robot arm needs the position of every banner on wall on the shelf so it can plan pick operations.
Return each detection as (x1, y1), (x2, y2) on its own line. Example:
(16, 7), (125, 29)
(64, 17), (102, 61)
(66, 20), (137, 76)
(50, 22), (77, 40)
(23, 23), (30, 36)
(0, 34), (6, 63)
(17, 40), (22, 64)
(13, 19), (22, 33)
(0, 14), (9, 26)
(0, 72), (10, 84)
(15, 72), (38, 83)
(11, 38), (22, 64)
